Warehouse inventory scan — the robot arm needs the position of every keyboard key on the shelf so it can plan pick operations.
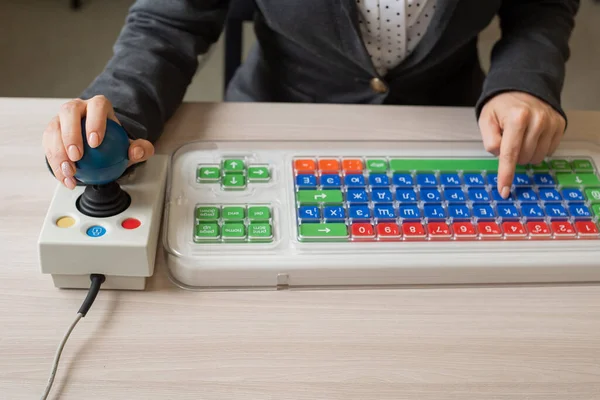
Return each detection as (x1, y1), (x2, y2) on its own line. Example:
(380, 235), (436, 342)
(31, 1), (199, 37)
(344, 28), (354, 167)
(545, 204), (568, 219)
(367, 159), (389, 173)
(248, 223), (273, 241)
(527, 221), (551, 238)
(575, 221), (599, 237)
(223, 206), (245, 221)
(222, 173), (246, 189)
(497, 204), (519, 219)
(502, 221), (526, 238)
(296, 174), (317, 188)
(299, 223), (349, 240)
(299, 206), (320, 221)
(368, 174), (390, 187)
(478, 221), (502, 238)
(533, 173), (555, 186)
(373, 204), (396, 220)
(223, 159), (245, 173)
(388, 158), (516, 173)
(530, 161), (550, 172)
(351, 223), (375, 239)
(342, 159), (363, 173)
(556, 173), (600, 187)
(396, 189), (418, 203)
(486, 173), (498, 186)
(585, 188), (600, 202)
(472, 204), (495, 219)
(399, 205), (421, 219)
(569, 204), (592, 219)
(318, 159), (339, 172)
(572, 159), (594, 172)
(321, 174), (342, 188)
(521, 204), (544, 219)
(515, 188), (538, 202)
(377, 223), (401, 239)
(428, 222), (452, 239)
(491, 188), (515, 202)
(348, 205), (371, 220)
(346, 189), (369, 203)
(424, 204), (446, 220)
(295, 159), (316, 172)
(371, 189), (393, 203)
(550, 159), (571, 171)
(417, 173), (437, 187)
(440, 173), (461, 186)
(593, 204), (600, 216)
(539, 188), (561, 201)
(444, 189), (466, 203)
(551, 221), (576, 237)
(248, 206), (271, 221)
(345, 174), (366, 187)
(448, 205), (470, 220)
(197, 166), (220, 182)
(323, 206), (346, 221)
(195, 223), (220, 241)
(402, 222), (426, 238)
(297, 190), (344, 204)
(248, 166), (270, 181)
(464, 173), (485, 186)
(562, 188), (584, 202)
(420, 189), (442, 202)
(393, 173), (414, 187)
(513, 174), (531, 186)
(453, 222), (476, 239)
(468, 188), (490, 202)
(222, 223), (246, 241)
(196, 206), (220, 220)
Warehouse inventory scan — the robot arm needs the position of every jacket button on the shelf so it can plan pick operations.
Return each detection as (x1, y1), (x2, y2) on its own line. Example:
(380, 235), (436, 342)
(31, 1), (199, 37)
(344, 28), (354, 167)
(370, 78), (387, 93)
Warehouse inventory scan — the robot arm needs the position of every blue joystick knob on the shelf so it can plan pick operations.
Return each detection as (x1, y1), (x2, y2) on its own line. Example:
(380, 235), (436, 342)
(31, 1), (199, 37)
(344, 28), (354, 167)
(74, 118), (130, 185)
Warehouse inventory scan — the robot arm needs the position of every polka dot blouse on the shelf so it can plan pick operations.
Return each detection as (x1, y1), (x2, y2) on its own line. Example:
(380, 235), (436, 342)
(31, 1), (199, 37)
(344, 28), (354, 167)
(356, 0), (437, 76)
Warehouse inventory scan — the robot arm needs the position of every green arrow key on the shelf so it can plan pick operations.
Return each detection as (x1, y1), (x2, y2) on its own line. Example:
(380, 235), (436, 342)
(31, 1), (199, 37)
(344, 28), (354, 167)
(296, 190), (343, 204)
(556, 173), (600, 187)
(197, 166), (220, 182)
(299, 223), (348, 241)
(222, 173), (246, 189)
(223, 159), (245, 172)
(248, 166), (270, 181)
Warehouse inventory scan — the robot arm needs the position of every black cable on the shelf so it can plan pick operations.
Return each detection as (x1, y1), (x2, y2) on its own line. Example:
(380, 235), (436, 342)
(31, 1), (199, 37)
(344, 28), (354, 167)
(40, 274), (106, 400)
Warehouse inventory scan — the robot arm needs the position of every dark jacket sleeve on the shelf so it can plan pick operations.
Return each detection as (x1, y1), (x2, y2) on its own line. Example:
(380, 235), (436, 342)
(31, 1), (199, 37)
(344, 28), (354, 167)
(475, 0), (579, 124)
(80, 0), (230, 143)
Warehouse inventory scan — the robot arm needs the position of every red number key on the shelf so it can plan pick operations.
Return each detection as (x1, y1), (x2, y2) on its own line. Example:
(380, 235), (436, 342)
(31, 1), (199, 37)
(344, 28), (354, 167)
(526, 221), (551, 238)
(376, 223), (401, 239)
(551, 221), (576, 238)
(575, 221), (600, 238)
(502, 221), (526, 239)
(477, 221), (502, 239)
(452, 222), (476, 239)
(402, 222), (426, 239)
(428, 222), (451, 239)
(351, 223), (375, 239)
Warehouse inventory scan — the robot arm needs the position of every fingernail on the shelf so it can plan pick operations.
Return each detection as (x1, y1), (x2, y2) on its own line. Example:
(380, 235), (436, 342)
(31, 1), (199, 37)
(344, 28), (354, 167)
(67, 145), (80, 161)
(501, 186), (510, 198)
(61, 161), (73, 177)
(63, 177), (76, 190)
(133, 147), (144, 160)
(88, 132), (99, 147)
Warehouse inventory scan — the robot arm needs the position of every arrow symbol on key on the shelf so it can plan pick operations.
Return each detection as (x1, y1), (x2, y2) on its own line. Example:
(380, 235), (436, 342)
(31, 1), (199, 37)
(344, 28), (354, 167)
(318, 228), (331, 233)
(576, 177), (583, 184)
(314, 194), (327, 200)
(205, 170), (215, 175)
(231, 177), (238, 184)
(230, 162), (237, 168)
(255, 170), (264, 175)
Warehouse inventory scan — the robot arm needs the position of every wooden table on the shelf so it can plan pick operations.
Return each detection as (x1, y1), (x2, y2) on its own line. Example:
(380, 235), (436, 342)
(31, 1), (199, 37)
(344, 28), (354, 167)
(2, 98), (600, 400)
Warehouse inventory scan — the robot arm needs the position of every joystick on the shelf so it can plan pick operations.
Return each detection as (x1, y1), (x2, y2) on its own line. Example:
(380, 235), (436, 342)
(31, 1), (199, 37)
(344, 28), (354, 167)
(74, 119), (131, 218)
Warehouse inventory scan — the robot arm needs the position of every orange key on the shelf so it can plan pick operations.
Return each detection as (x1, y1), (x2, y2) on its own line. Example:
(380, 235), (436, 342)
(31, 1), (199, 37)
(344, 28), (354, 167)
(318, 159), (340, 172)
(294, 159), (316, 172)
(342, 159), (363, 172)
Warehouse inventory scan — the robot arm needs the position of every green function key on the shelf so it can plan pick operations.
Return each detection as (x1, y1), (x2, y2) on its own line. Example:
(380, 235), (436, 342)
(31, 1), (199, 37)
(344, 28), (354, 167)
(197, 166), (220, 182)
(550, 159), (571, 171)
(299, 223), (348, 241)
(296, 190), (343, 204)
(196, 206), (220, 220)
(585, 188), (600, 203)
(248, 206), (271, 221)
(248, 223), (273, 241)
(248, 166), (270, 181)
(530, 161), (550, 172)
(222, 173), (246, 189)
(195, 223), (220, 241)
(367, 159), (389, 173)
(389, 158), (526, 173)
(222, 206), (245, 221)
(556, 173), (600, 187)
(223, 159), (245, 172)
(572, 159), (594, 172)
(222, 223), (246, 240)
(592, 204), (600, 217)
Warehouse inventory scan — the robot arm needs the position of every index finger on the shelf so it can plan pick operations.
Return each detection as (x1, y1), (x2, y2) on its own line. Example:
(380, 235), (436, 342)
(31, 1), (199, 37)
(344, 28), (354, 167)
(497, 116), (527, 198)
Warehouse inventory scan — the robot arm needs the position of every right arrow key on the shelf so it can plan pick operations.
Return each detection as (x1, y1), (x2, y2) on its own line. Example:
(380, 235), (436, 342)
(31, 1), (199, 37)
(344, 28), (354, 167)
(299, 223), (348, 241)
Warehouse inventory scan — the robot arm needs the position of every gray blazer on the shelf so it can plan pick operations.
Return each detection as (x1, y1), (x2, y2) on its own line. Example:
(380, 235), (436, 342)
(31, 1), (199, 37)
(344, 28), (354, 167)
(81, 0), (579, 143)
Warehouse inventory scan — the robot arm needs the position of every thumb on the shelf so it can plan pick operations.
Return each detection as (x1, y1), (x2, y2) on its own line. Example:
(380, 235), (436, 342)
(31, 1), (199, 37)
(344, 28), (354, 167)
(128, 139), (154, 167)
(478, 108), (502, 157)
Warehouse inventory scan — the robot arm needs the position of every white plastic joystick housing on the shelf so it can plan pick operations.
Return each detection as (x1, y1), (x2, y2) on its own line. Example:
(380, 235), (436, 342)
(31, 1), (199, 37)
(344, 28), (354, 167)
(38, 119), (169, 290)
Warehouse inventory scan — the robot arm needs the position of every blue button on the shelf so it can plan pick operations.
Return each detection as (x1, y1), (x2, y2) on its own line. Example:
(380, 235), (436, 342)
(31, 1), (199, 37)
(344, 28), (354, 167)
(349, 205), (371, 220)
(545, 204), (568, 219)
(347, 189), (369, 203)
(491, 188), (515, 203)
(393, 173), (414, 187)
(472, 205), (495, 219)
(323, 206), (345, 221)
(522, 204), (545, 219)
(497, 204), (519, 219)
(372, 189), (393, 203)
(299, 206), (320, 221)
(345, 174), (365, 187)
(515, 188), (538, 202)
(534, 173), (554, 186)
(440, 173), (461, 187)
(417, 173), (437, 187)
(486, 173), (498, 186)
(420, 189), (442, 202)
(86, 225), (106, 237)
(444, 189), (465, 203)
(513, 174), (531, 186)
(424, 204), (446, 220)
(396, 189), (418, 203)
(464, 174), (485, 186)
(539, 188), (561, 201)
(296, 174), (317, 188)
(448, 204), (470, 219)
(569, 204), (592, 219)
(468, 188), (490, 202)
(562, 189), (584, 202)
(399, 205), (421, 219)
(369, 174), (389, 187)
(321, 174), (341, 188)
(374, 204), (396, 220)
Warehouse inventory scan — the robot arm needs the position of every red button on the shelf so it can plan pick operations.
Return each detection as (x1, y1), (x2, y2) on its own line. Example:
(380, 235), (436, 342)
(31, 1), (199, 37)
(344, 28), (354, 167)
(453, 222), (476, 239)
(575, 221), (599, 237)
(478, 221), (502, 238)
(376, 223), (400, 239)
(351, 223), (375, 239)
(502, 221), (526, 238)
(527, 221), (551, 238)
(402, 222), (426, 239)
(122, 218), (141, 230)
(551, 221), (575, 237)
(428, 222), (451, 239)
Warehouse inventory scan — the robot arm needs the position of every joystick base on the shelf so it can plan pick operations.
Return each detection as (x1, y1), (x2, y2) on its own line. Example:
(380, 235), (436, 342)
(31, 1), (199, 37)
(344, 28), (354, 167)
(76, 182), (131, 218)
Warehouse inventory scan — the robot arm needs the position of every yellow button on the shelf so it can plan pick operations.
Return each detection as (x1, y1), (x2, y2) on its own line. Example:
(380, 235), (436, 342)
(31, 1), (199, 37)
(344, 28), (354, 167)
(56, 216), (76, 228)
(370, 78), (388, 93)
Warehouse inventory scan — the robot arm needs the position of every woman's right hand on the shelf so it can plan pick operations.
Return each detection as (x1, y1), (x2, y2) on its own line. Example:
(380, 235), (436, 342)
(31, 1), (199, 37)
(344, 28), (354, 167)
(42, 95), (154, 189)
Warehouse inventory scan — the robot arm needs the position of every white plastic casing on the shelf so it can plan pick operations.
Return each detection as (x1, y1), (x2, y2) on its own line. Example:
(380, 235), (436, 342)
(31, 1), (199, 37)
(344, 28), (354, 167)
(163, 140), (600, 291)
(38, 155), (169, 290)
